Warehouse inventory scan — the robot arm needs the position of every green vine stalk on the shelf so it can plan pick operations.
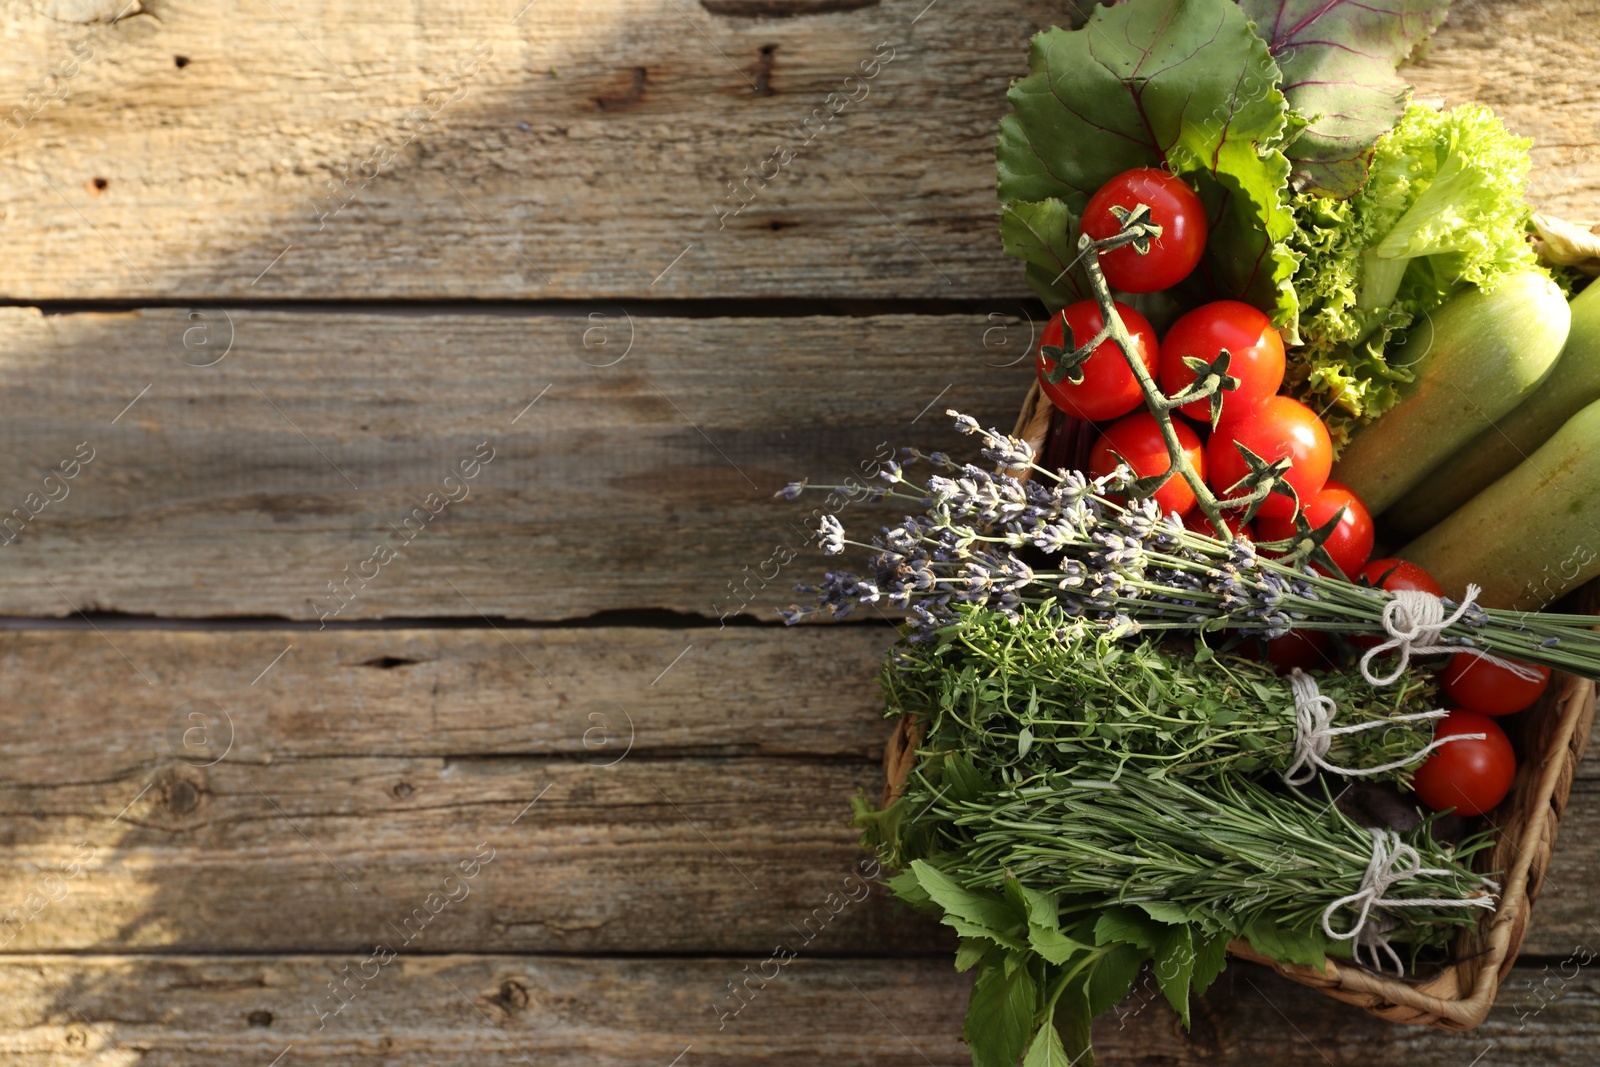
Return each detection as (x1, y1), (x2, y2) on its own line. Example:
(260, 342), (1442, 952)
(1042, 211), (1312, 546)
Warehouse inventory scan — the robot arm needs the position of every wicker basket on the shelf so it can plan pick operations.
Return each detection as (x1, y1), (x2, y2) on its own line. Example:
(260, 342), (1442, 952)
(881, 381), (1598, 1030)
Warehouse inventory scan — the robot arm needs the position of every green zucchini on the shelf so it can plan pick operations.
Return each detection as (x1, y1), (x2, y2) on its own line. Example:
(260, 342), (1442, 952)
(1401, 396), (1600, 609)
(1330, 271), (1571, 515)
(1386, 281), (1600, 538)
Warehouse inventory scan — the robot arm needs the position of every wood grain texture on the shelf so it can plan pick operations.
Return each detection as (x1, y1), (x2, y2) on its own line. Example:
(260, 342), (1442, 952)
(1408, 0), (1600, 223)
(0, 308), (1031, 619)
(0, 627), (1596, 960)
(0, 0), (1054, 301)
(0, 954), (1594, 1065)
(0, 0), (1590, 300)
(0, 744), (933, 955)
(0, 628), (897, 772)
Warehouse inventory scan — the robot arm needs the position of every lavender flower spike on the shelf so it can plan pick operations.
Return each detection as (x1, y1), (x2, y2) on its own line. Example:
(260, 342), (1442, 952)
(817, 514), (846, 555)
(947, 410), (981, 436)
(981, 435), (1035, 469)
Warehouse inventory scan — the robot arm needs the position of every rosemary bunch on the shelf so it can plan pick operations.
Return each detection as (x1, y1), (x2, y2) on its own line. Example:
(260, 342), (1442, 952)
(862, 753), (1496, 1067)
(916, 761), (1493, 950)
(780, 412), (1600, 680)
(889, 602), (1441, 784)
(863, 751), (1495, 985)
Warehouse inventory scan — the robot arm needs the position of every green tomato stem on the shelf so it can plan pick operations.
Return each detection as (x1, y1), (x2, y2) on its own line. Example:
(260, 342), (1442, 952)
(1075, 215), (1287, 538)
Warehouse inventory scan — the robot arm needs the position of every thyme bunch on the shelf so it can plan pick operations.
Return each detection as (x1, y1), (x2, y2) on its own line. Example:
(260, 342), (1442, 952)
(888, 602), (1442, 784)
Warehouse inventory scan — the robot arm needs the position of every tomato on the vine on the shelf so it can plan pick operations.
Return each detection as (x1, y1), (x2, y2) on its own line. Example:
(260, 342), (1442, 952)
(1359, 558), (1444, 596)
(1036, 301), (1160, 422)
(1439, 653), (1552, 717)
(1088, 412), (1205, 517)
(1255, 480), (1374, 578)
(1204, 396), (1333, 520)
(1411, 710), (1516, 817)
(1081, 168), (1207, 294)
(1157, 301), (1286, 424)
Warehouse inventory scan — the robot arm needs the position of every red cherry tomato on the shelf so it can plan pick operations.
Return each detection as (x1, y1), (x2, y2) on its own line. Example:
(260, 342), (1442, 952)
(1157, 301), (1286, 424)
(1359, 558), (1444, 596)
(1439, 653), (1552, 717)
(1081, 168), (1207, 294)
(1255, 480), (1374, 578)
(1412, 710), (1516, 817)
(1182, 509), (1253, 541)
(1267, 629), (1334, 673)
(1088, 412), (1205, 517)
(1036, 301), (1161, 422)
(1205, 396), (1333, 520)
(1233, 629), (1332, 673)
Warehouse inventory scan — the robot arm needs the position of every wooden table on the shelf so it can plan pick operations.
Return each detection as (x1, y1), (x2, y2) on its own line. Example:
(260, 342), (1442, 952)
(0, 0), (1595, 1062)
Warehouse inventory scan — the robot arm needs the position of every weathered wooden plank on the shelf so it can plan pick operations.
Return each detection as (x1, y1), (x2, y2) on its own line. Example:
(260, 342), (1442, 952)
(0, 0), (1053, 301)
(0, 0), (1592, 300)
(0, 627), (1597, 959)
(0, 954), (1591, 1065)
(0, 628), (897, 776)
(0, 627), (1600, 959)
(0, 748), (943, 954)
(0, 308), (1030, 618)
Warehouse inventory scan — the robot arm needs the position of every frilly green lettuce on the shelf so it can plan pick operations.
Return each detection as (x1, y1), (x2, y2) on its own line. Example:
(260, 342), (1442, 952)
(1286, 103), (1541, 447)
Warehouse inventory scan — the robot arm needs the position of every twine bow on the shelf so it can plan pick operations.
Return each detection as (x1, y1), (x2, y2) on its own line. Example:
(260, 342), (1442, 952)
(1358, 584), (1543, 687)
(1321, 828), (1498, 976)
(1282, 670), (1458, 786)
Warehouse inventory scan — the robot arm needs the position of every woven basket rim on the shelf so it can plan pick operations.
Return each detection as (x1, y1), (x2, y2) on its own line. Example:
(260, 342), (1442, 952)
(880, 381), (1598, 1030)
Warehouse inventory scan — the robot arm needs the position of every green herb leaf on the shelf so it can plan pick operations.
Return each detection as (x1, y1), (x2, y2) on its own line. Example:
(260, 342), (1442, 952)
(999, 199), (1087, 311)
(1053, 975), (1095, 1067)
(885, 870), (932, 910)
(965, 955), (1040, 1067)
(1022, 1020), (1073, 1067)
(1243, 913), (1329, 972)
(998, 0), (1299, 328)
(1237, 0), (1452, 197)
(1030, 925), (1093, 966)
(955, 937), (990, 973)
(1152, 924), (1197, 1026)
(1019, 883), (1060, 932)
(941, 753), (994, 805)
(1016, 883), (1094, 964)
(911, 860), (1028, 950)
(1136, 900), (1194, 926)
(1093, 906), (1162, 952)
(1191, 932), (1231, 998)
(1086, 942), (1147, 1018)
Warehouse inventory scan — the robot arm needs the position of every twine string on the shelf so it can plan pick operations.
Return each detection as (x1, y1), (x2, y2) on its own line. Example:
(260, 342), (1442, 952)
(1282, 669), (1468, 787)
(1321, 828), (1498, 976)
(1358, 584), (1543, 687)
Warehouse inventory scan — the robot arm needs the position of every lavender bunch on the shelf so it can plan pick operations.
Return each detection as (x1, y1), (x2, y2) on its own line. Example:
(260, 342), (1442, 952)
(779, 412), (1600, 681)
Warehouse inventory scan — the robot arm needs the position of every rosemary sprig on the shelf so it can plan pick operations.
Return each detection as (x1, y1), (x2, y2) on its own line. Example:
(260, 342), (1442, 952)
(888, 602), (1441, 784)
